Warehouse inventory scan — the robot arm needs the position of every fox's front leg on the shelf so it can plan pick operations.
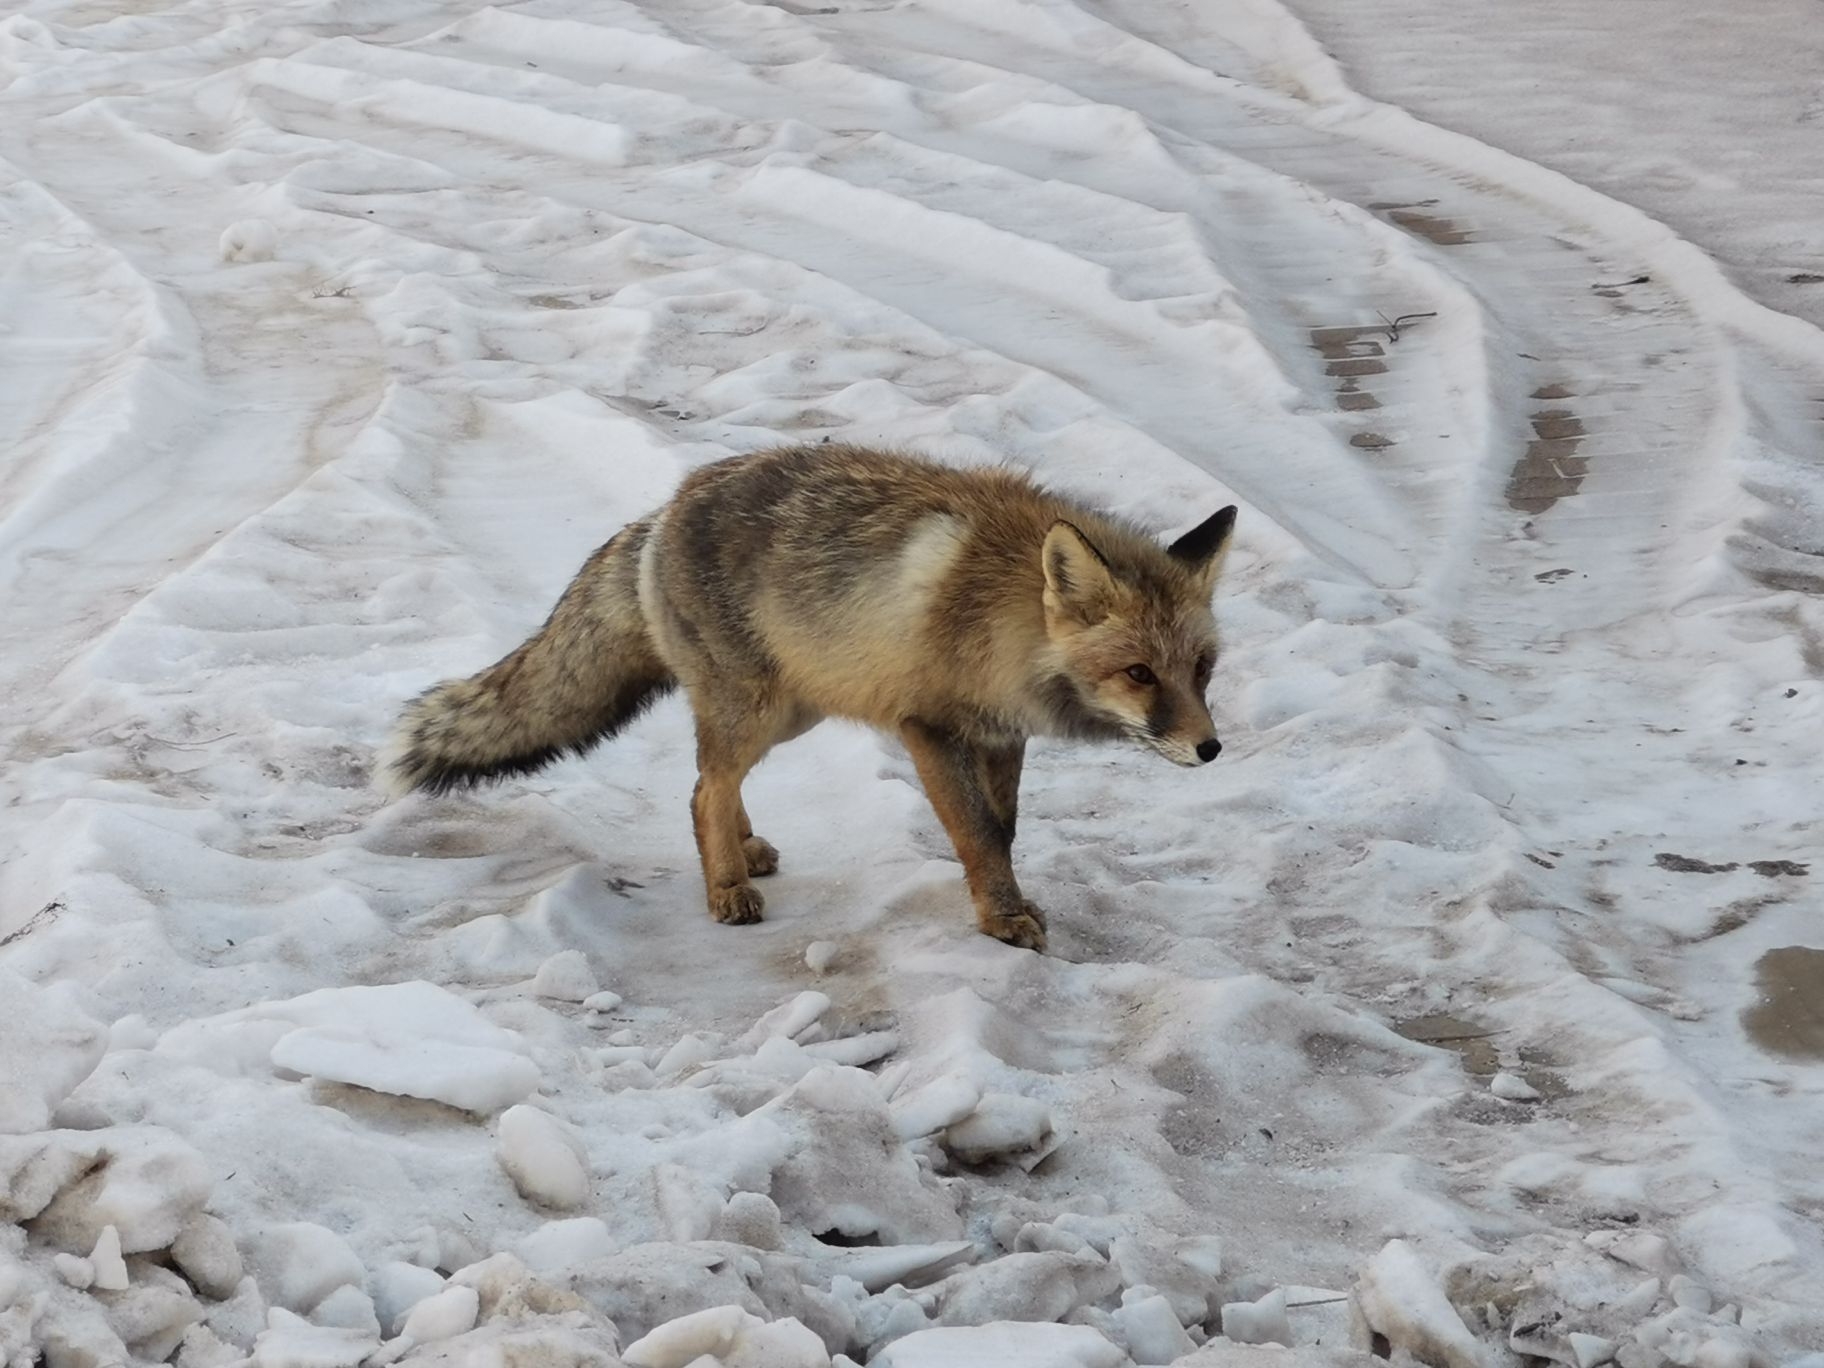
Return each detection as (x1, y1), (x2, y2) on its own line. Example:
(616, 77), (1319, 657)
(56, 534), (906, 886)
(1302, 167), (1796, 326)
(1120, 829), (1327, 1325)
(899, 721), (1044, 951)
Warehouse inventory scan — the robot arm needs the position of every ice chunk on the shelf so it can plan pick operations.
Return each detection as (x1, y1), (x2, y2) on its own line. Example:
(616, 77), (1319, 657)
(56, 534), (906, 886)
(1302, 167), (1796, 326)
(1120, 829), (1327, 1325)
(532, 951), (598, 1002)
(55, 1253), (94, 1289)
(246, 1222), (366, 1313)
(518, 1217), (614, 1272)
(1174, 1236), (1224, 1281)
(873, 1322), (1126, 1367)
(370, 1262), (445, 1335)
(719, 1192), (785, 1250)
(821, 1242), (976, 1293)
(171, 1214), (244, 1300)
(932, 1251), (1117, 1327)
(271, 1025), (537, 1115)
(757, 1068), (964, 1244)
(623, 1304), (827, 1367)
(738, 992), (831, 1051)
(1568, 1331), (1617, 1367)
(1490, 1071), (1542, 1102)
(942, 1094), (1053, 1164)
(219, 220), (278, 263)
(249, 1307), (376, 1368)
(310, 1285), (379, 1335)
(92, 1226), (129, 1291)
(1587, 1230), (1677, 1277)
(496, 1104), (591, 1210)
(175, 1321), (241, 1367)
(890, 1074), (982, 1141)
(802, 1031), (899, 1068)
(805, 942), (839, 975)
(398, 1284), (478, 1342)
(1050, 1213), (1126, 1256)
(1668, 1275), (1712, 1313)
(1109, 1236), (1213, 1326)
(0, 970), (107, 1134)
(1352, 1240), (1482, 1368)
(653, 1162), (724, 1242)
(101, 1269), (206, 1360)
(173, 981), (539, 1114)
(1220, 1286), (1291, 1347)
(1116, 1291), (1196, 1364)
(1015, 1223), (1094, 1258)
(32, 1125), (212, 1253)
(446, 1252), (590, 1321)
(655, 1032), (720, 1080)
(583, 991), (625, 1015)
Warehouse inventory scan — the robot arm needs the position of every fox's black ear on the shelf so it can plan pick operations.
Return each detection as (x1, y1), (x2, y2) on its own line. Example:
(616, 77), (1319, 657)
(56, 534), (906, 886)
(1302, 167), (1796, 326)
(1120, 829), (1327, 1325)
(1167, 505), (1237, 576)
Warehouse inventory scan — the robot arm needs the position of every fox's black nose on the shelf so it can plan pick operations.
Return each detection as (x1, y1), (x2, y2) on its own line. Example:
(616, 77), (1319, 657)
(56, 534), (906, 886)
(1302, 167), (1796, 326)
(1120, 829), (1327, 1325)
(1195, 738), (1222, 763)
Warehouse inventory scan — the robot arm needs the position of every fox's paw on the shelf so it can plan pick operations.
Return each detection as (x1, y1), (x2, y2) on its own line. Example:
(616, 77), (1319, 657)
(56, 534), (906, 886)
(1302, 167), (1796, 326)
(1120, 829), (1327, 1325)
(981, 901), (1047, 952)
(742, 836), (780, 878)
(709, 883), (765, 926)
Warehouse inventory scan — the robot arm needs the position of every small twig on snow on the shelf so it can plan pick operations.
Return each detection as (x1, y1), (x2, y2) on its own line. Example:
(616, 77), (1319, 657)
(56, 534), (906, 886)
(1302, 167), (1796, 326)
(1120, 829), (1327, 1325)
(1377, 310), (1438, 343)
(0, 899), (66, 948)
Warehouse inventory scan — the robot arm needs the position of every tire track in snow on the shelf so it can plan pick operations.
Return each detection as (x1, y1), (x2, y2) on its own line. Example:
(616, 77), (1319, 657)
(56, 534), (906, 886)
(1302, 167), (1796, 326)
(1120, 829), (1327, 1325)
(3, 0), (1822, 1356)
(1063, 0), (1824, 1327)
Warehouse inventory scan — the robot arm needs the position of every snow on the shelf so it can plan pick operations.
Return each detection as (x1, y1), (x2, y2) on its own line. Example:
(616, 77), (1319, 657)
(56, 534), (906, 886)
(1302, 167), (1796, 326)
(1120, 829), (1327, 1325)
(0, 971), (106, 1134)
(30, 1127), (213, 1255)
(3, 0), (1823, 1362)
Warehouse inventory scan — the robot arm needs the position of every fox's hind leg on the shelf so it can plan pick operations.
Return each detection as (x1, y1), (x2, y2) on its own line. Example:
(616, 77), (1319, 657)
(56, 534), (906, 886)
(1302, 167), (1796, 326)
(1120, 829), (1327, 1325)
(899, 722), (1044, 951)
(689, 688), (811, 924)
(737, 799), (779, 878)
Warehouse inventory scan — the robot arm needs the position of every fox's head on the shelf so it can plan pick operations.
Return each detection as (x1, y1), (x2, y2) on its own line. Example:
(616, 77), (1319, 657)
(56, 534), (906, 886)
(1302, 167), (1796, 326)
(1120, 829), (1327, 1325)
(1038, 506), (1237, 767)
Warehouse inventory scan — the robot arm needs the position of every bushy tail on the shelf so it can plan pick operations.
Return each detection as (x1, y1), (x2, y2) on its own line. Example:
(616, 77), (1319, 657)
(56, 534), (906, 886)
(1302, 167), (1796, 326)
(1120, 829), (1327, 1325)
(380, 521), (675, 797)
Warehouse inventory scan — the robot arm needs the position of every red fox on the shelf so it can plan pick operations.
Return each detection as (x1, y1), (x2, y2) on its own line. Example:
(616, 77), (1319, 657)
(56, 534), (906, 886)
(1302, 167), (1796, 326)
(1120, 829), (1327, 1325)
(382, 445), (1236, 950)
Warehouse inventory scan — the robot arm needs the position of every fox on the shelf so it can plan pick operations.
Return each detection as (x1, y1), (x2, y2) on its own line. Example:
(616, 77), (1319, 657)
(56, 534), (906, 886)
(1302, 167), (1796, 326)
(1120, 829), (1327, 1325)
(380, 444), (1237, 951)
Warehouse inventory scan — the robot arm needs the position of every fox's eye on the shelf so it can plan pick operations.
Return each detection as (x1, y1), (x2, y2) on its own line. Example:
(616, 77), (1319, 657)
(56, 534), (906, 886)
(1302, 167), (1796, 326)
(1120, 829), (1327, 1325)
(1125, 664), (1157, 686)
(1193, 654), (1213, 684)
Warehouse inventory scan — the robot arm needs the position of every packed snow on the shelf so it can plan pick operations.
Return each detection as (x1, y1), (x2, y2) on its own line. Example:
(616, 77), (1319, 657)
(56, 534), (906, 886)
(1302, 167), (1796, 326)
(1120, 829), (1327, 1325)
(3, 0), (1823, 1363)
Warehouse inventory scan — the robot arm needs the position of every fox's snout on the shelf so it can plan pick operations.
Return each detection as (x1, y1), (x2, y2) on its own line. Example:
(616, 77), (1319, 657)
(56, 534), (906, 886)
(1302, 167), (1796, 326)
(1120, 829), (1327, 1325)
(1158, 733), (1220, 767)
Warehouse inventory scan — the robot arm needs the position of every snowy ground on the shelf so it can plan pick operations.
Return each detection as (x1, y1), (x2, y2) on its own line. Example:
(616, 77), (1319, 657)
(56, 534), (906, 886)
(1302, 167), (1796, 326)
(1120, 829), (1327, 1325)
(3, 0), (1823, 1364)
